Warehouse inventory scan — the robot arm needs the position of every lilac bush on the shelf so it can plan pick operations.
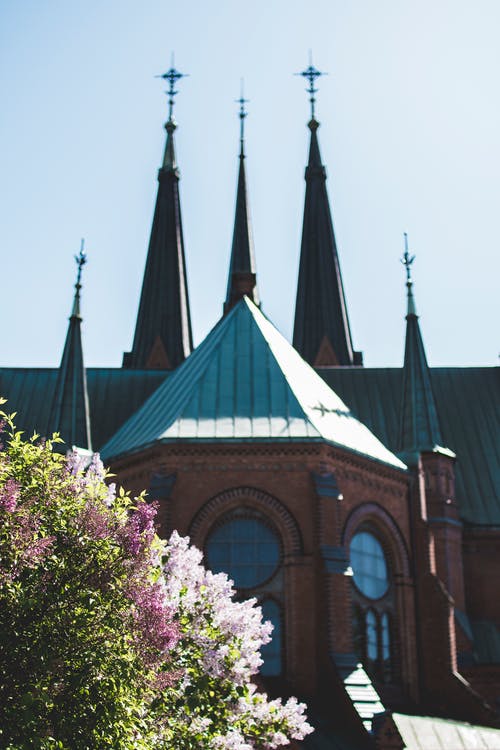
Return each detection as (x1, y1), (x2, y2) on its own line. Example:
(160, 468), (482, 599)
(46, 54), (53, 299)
(161, 531), (313, 748)
(0, 399), (312, 748)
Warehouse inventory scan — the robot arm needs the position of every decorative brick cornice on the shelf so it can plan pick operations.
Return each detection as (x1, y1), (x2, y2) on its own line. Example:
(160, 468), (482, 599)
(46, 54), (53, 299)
(189, 486), (303, 555)
(342, 502), (411, 579)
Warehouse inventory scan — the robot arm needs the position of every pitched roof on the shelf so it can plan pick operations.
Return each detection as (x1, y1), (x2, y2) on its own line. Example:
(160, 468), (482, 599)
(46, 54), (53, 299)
(320, 366), (500, 526)
(101, 298), (405, 469)
(0, 368), (168, 450)
(123, 117), (193, 369)
(391, 712), (500, 749)
(293, 119), (357, 366)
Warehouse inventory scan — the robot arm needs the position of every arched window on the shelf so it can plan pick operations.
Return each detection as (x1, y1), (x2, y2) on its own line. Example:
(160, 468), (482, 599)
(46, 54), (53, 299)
(366, 609), (378, 661)
(206, 516), (280, 589)
(350, 531), (388, 599)
(205, 510), (284, 676)
(349, 529), (393, 683)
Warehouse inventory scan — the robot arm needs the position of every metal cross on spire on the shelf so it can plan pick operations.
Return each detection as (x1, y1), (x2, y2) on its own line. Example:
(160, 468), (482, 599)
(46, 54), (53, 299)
(158, 55), (188, 121)
(401, 232), (417, 315)
(235, 79), (249, 156)
(72, 239), (87, 318)
(401, 232), (415, 283)
(75, 238), (87, 287)
(296, 53), (327, 120)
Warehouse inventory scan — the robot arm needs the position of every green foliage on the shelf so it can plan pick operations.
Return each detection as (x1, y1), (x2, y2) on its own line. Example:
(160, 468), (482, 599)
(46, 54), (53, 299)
(0, 401), (162, 749)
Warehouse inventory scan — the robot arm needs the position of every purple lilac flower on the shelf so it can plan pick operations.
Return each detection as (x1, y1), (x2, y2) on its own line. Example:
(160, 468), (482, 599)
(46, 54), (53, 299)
(0, 479), (20, 512)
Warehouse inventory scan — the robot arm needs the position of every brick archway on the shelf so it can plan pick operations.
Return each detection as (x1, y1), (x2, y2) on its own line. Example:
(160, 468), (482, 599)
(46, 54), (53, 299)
(188, 486), (303, 556)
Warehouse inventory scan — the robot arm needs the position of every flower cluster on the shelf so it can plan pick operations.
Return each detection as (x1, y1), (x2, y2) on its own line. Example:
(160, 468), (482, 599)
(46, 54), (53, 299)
(161, 531), (313, 748)
(0, 399), (313, 749)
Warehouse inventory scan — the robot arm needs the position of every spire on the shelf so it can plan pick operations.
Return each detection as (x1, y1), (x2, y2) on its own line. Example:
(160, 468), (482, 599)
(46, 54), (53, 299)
(293, 58), (360, 367)
(123, 61), (193, 369)
(223, 86), (259, 314)
(47, 241), (92, 450)
(398, 235), (445, 459)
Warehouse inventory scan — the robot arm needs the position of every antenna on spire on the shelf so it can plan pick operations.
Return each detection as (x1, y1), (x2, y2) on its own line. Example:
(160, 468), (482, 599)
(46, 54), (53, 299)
(157, 54), (188, 121)
(295, 52), (327, 121)
(400, 232), (417, 316)
(235, 79), (249, 157)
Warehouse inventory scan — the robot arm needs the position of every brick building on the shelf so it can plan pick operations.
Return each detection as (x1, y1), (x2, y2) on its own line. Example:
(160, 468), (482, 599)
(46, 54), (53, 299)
(1, 65), (499, 748)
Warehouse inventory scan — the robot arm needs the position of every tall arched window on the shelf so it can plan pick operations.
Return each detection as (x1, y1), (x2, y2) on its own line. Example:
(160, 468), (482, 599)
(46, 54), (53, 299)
(349, 529), (394, 683)
(260, 599), (282, 676)
(205, 510), (284, 676)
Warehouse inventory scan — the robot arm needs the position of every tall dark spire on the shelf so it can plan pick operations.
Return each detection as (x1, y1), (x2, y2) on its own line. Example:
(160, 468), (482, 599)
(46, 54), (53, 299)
(47, 242), (92, 450)
(398, 235), (445, 459)
(123, 62), (193, 369)
(293, 60), (360, 367)
(223, 87), (259, 314)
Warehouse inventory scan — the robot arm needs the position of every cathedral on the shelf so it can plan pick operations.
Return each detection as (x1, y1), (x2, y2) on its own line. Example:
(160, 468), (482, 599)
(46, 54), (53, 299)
(1, 63), (499, 749)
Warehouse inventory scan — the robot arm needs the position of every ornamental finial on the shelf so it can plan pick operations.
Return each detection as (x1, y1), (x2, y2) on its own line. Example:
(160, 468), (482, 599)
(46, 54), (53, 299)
(157, 54), (188, 121)
(235, 79), (249, 157)
(72, 239), (87, 318)
(296, 51), (327, 121)
(401, 232), (417, 316)
(75, 238), (87, 287)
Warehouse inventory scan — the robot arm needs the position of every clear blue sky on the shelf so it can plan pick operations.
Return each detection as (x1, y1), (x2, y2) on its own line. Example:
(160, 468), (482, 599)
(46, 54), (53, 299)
(1, 0), (498, 368)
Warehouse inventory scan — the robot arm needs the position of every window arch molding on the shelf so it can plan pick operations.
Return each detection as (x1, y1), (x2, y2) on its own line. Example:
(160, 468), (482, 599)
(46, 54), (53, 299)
(188, 486), (303, 557)
(342, 502), (410, 580)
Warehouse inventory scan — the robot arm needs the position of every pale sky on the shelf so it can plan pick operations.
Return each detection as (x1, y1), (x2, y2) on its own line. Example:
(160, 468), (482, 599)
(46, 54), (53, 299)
(1, 0), (498, 368)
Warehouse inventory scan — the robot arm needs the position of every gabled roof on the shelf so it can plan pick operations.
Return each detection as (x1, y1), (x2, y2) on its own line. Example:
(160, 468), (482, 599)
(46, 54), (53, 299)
(0, 368), (168, 450)
(1, 364), (496, 524)
(390, 712), (500, 749)
(101, 298), (405, 469)
(320, 366), (500, 526)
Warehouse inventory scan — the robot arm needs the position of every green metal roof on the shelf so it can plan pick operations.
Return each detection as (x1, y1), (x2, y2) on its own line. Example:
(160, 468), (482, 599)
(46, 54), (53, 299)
(320, 367), (500, 526)
(100, 298), (406, 469)
(0, 368), (168, 449)
(391, 712), (500, 749)
(341, 665), (385, 733)
(1, 350), (496, 525)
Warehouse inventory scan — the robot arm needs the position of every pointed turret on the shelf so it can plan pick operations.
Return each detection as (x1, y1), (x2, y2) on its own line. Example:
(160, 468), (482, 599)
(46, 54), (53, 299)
(47, 243), (92, 450)
(293, 62), (361, 367)
(123, 64), (193, 369)
(224, 91), (259, 314)
(398, 235), (446, 459)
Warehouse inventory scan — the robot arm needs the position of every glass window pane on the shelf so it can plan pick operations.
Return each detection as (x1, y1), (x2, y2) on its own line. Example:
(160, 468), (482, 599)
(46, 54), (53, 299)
(206, 517), (280, 589)
(260, 599), (282, 676)
(366, 610), (378, 660)
(350, 531), (389, 599)
(381, 613), (390, 661)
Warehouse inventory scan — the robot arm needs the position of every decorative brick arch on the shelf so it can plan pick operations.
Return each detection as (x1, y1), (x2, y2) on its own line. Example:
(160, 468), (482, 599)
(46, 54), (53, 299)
(342, 502), (410, 579)
(189, 486), (303, 556)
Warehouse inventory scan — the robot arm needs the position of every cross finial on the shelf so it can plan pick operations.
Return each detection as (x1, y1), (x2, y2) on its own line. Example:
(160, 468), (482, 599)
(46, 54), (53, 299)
(75, 238), (87, 288)
(400, 232), (417, 315)
(235, 79), (249, 156)
(296, 52), (327, 120)
(72, 239), (87, 318)
(157, 55), (188, 121)
(401, 232), (415, 284)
